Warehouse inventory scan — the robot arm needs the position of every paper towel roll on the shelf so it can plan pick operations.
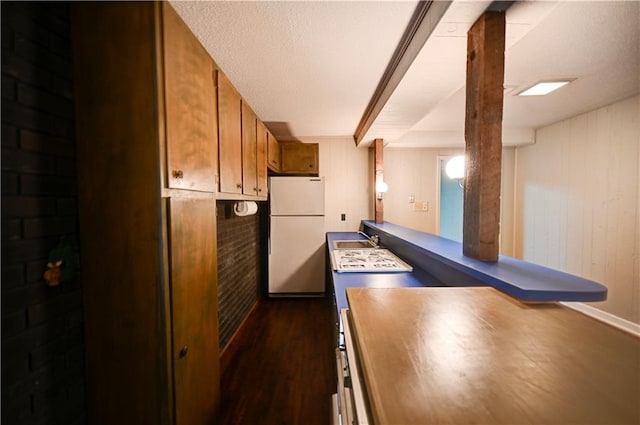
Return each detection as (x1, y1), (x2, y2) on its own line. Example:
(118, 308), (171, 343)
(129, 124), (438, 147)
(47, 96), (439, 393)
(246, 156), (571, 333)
(233, 201), (258, 216)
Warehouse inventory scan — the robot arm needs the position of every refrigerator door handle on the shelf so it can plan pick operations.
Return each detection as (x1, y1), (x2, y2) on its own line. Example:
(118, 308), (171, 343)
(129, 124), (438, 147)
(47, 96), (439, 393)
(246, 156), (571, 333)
(267, 216), (271, 255)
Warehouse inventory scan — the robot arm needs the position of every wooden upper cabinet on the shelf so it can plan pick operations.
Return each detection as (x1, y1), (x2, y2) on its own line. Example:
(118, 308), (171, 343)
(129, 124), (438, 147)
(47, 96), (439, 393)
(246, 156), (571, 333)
(162, 2), (217, 192)
(256, 120), (268, 196)
(280, 142), (319, 175)
(218, 75), (268, 199)
(267, 130), (281, 172)
(241, 102), (257, 196)
(217, 71), (243, 194)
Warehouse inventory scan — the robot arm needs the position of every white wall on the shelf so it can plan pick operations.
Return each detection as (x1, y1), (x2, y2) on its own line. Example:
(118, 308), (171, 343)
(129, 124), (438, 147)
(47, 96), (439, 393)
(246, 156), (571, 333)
(383, 147), (516, 256)
(383, 149), (440, 234)
(514, 95), (639, 324)
(501, 148), (516, 256)
(300, 136), (372, 232)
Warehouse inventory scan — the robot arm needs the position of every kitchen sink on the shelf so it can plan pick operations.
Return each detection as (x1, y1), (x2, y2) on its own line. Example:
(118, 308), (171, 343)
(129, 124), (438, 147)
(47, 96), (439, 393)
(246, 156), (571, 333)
(332, 240), (377, 249)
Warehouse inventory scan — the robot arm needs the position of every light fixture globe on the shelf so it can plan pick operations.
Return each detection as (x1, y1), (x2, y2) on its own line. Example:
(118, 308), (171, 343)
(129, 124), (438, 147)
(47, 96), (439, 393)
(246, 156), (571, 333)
(375, 180), (388, 200)
(445, 155), (465, 180)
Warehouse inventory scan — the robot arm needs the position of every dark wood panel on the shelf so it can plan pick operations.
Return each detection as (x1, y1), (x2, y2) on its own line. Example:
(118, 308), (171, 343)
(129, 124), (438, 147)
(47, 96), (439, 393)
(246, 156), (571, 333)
(217, 71), (243, 194)
(219, 298), (336, 425)
(241, 101), (257, 196)
(71, 2), (169, 424)
(169, 197), (220, 425)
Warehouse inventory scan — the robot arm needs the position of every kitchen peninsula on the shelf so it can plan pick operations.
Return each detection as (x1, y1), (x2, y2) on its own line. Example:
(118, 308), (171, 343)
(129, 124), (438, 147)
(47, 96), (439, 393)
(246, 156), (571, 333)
(327, 221), (607, 321)
(327, 223), (636, 425)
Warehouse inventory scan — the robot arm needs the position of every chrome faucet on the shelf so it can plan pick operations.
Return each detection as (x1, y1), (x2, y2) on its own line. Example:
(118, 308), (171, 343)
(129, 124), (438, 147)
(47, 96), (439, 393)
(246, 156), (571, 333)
(358, 231), (379, 248)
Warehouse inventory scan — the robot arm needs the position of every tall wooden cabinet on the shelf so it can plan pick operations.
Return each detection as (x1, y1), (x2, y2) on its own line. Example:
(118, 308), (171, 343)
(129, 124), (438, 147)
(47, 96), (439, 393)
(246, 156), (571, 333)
(168, 198), (218, 425)
(72, 3), (220, 424)
(163, 3), (218, 192)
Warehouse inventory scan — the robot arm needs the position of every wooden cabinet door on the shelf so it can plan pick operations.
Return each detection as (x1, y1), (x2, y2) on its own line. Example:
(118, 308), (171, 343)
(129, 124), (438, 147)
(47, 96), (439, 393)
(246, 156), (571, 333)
(280, 142), (319, 175)
(241, 101), (257, 196)
(168, 197), (219, 425)
(267, 130), (280, 172)
(256, 120), (268, 197)
(217, 71), (243, 194)
(163, 3), (217, 192)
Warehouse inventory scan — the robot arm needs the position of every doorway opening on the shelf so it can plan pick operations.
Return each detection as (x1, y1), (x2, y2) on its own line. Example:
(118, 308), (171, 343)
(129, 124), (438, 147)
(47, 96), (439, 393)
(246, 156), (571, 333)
(439, 158), (463, 242)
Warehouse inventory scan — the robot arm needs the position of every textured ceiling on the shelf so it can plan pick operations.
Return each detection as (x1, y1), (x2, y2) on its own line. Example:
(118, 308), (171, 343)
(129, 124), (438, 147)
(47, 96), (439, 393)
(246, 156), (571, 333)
(170, 0), (417, 139)
(171, 1), (640, 148)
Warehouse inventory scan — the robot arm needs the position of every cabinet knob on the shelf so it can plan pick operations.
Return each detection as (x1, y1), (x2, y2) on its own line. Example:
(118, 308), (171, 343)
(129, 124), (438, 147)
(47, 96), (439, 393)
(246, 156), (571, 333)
(236, 183), (242, 189)
(258, 188), (262, 192)
(179, 345), (189, 358)
(173, 169), (184, 179)
(309, 164), (313, 168)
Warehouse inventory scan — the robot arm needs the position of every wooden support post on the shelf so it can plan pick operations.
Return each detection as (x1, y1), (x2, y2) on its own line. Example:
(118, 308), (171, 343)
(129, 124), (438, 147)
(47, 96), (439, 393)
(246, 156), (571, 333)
(373, 139), (384, 224)
(463, 11), (505, 262)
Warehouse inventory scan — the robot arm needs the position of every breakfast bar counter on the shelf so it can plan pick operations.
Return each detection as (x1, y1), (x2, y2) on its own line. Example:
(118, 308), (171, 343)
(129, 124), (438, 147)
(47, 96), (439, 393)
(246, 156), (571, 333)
(360, 221), (608, 302)
(327, 228), (635, 425)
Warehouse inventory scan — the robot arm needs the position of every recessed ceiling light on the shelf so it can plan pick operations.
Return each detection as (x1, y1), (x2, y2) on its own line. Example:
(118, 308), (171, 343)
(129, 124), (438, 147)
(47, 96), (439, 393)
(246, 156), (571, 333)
(516, 80), (575, 96)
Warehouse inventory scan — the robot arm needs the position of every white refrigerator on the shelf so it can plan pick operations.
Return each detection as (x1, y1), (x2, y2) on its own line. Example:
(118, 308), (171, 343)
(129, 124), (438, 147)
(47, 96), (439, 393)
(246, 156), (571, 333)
(268, 176), (325, 295)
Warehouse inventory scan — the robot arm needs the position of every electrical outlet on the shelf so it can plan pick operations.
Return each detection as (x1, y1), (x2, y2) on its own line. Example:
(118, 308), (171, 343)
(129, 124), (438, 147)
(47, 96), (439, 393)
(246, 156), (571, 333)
(341, 213), (346, 221)
(409, 195), (415, 203)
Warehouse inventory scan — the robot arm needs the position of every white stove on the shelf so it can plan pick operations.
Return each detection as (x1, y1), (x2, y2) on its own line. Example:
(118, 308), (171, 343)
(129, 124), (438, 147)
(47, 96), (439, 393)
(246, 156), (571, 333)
(331, 248), (413, 273)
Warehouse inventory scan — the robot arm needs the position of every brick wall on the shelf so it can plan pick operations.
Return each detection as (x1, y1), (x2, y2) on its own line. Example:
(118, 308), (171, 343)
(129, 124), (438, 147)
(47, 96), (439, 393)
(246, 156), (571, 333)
(217, 201), (264, 350)
(1, 2), (87, 424)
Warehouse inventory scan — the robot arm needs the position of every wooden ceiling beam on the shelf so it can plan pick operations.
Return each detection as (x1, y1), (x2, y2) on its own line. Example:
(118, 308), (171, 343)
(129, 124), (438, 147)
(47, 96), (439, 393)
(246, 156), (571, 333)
(353, 1), (451, 146)
(372, 139), (384, 223)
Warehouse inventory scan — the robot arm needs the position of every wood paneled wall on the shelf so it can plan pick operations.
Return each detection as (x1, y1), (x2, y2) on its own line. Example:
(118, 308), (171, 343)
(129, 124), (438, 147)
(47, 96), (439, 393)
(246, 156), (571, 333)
(383, 149), (440, 233)
(514, 95), (639, 324)
(311, 137), (371, 232)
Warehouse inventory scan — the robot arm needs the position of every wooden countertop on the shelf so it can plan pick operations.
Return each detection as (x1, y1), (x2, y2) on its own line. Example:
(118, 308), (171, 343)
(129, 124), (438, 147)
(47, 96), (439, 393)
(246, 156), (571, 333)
(346, 287), (639, 425)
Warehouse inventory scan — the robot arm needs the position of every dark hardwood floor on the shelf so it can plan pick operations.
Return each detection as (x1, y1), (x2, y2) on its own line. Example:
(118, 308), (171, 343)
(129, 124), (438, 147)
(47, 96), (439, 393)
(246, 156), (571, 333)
(219, 297), (337, 425)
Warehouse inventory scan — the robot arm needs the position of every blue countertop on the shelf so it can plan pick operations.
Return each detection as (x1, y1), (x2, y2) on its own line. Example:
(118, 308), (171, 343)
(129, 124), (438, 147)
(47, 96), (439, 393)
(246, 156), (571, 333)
(360, 221), (607, 302)
(327, 232), (441, 319)
(328, 223), (606, 342)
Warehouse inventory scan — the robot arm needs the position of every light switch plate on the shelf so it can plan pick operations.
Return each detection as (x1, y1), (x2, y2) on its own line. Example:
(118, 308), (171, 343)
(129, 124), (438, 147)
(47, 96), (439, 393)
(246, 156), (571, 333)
(413, 200), (429, 212)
